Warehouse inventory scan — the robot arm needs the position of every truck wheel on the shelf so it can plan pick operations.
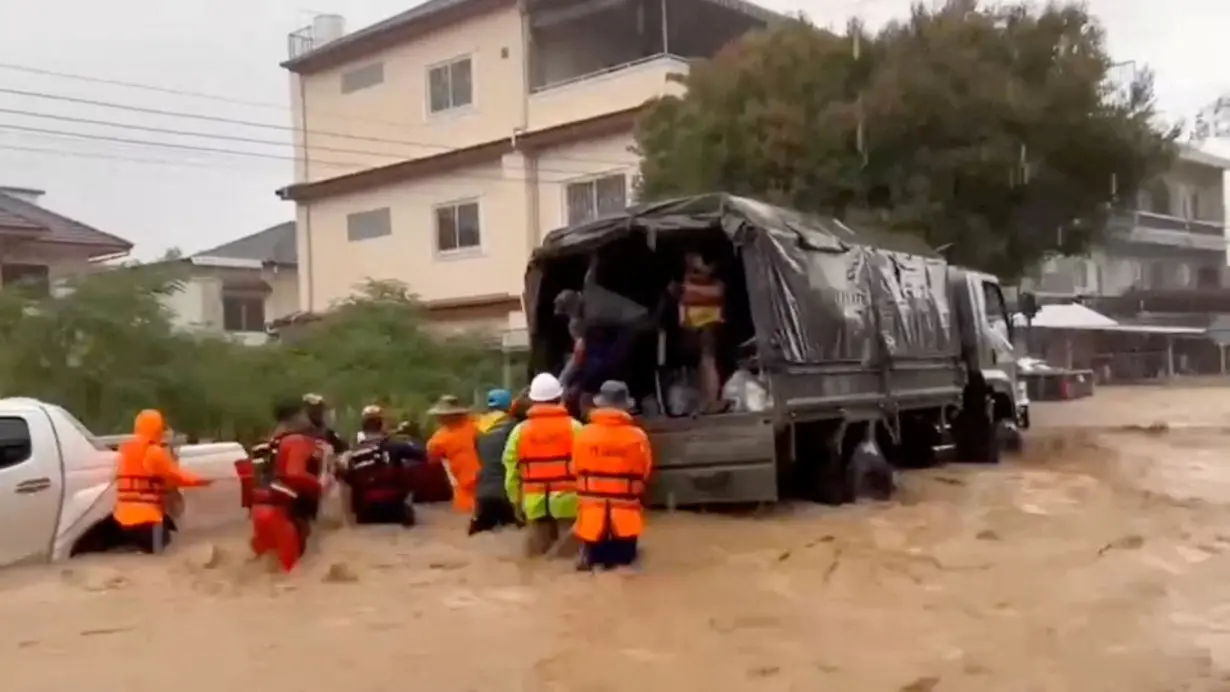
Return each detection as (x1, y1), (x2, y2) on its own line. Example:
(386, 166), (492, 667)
(954, 412), (998, 464)
(814, 448), (852, 505)
(997, 420), (1023, 456)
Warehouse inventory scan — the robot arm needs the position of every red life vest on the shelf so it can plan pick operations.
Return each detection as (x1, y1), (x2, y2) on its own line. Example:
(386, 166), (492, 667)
(249, 433), (322, 508)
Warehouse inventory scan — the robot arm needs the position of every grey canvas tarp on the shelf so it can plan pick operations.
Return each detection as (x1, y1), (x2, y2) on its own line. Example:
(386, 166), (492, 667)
(527, 193), (957, 366)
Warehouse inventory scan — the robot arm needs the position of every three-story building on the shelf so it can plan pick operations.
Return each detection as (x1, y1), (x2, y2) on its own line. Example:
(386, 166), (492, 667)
(278, 0), (776, 340)
(1028, 145), (1229, 298)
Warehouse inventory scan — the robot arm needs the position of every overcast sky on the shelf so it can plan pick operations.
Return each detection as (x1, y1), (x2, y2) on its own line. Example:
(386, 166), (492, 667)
(0, 0), (1227, 259)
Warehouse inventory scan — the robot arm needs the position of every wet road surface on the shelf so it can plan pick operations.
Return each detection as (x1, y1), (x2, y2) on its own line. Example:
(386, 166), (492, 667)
(4, 385), (1230, 691)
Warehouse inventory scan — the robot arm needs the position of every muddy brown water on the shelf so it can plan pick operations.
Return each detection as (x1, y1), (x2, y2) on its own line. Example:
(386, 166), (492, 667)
(5, 385), (1230, 691)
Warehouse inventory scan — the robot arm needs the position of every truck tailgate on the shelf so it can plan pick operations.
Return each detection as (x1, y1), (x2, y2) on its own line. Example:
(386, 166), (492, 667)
(641, 412), (778, 507)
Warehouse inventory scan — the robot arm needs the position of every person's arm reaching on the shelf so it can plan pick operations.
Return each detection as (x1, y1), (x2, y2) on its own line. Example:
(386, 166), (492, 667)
(149, 445), (210, 489)
(559, 338), (584, 388)
(385, 439), (426, 467)
(502, 422), (525, 506)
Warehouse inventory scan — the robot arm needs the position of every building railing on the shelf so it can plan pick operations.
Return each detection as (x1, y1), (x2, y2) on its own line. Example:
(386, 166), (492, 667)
(1118, 210), (1225, 236)
(529, 53), (690, 94)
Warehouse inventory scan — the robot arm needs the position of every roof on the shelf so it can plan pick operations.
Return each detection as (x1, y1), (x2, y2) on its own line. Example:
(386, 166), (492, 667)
(193, 221), (296, 266)
(283, 0), (513, 74)
(1177, 144), (1230, 170)
(0, 191), (133, 253)
(282, 0), (785, 75)
(279, 106), (645, 202)
(533, 193), (940, 262)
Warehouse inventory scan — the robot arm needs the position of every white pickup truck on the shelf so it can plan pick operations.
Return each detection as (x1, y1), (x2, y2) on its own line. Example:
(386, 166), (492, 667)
(0, 397), (250, 568)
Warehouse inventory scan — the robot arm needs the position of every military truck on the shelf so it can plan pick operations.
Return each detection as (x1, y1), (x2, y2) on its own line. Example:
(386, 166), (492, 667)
(523, 194), (1023, 506)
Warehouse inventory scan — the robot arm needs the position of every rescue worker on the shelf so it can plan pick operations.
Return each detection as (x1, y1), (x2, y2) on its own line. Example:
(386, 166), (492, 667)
(470, 389), (523, 535)
(250, 399), (324, 572)
(502, 373), (581, 557)
(303, 392), (348, 455)
(425, 395), (481, 514)
(571, 381), (653, 570)
(113, 409), (212, 553)
(339, 405), (425, 526)
(476, 388), (513, 433)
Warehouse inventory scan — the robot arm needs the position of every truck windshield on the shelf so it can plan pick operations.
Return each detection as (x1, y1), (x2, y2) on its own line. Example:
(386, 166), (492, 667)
(50, 405), (110, 452)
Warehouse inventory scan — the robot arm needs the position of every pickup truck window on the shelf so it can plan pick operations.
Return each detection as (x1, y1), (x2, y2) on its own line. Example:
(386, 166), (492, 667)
(0, 417), (32, 469)
(50, 406), (109, 452)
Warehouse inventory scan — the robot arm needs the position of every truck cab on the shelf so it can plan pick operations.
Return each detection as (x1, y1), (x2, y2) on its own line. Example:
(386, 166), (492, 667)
(949, 268), (1029, 432)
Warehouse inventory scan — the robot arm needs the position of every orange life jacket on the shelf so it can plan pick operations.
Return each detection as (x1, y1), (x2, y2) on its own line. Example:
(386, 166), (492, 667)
(115, 442), (166, 507)
(572, 409), (651, 541)
(516, 404), (577, 495)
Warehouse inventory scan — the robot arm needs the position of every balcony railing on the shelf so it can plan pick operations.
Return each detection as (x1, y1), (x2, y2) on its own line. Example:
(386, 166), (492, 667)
(527, 54), (690, 131)
(1110, 210), (1227, 252)
(1130, 210), (1224, 236)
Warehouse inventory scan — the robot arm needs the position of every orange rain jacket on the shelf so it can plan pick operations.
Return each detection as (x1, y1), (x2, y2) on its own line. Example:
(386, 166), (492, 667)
(112, 410), (209, 528)
(426, 417), (481, 513)
(570, 408), (653, 542)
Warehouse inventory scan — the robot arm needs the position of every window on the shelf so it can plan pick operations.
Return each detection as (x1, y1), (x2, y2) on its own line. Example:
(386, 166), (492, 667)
(347, 207), (392, 242)
(428, 56), (473, 114)
(565, 174), (627, 225)
(0, 417), (32, 470)
(434, 200), (481, 253)
(222, 294), (266, 332)
(1, 263), (50, 297)
(341, 62), (385, 94)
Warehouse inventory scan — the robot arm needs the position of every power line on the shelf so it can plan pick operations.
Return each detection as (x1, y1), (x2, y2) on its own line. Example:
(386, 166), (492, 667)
(0, 61), (634, 168)
(0, 86), (633, 169)
(0, 142), (254, 171)
(0, 126), (628, 185)
(0, 122), (366, 169)
(0, 107), (629, 178)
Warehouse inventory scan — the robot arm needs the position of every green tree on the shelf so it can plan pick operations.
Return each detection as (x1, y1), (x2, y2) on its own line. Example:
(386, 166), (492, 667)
(0, 272), (504, 445)
(634, 0), (1177, 278)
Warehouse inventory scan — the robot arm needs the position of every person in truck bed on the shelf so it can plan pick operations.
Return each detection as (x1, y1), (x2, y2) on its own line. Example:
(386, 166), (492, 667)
(671, 252), (726, 413)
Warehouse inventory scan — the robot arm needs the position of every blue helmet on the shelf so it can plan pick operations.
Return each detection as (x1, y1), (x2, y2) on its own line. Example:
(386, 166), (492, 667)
(486, 388), (513, 411)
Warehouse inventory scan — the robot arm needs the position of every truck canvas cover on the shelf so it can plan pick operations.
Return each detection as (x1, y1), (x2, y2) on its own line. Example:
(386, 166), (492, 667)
(528, 193), (958, 369)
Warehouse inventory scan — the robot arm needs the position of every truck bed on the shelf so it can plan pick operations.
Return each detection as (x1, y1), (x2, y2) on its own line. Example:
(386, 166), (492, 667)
(640, 411), (778, 507)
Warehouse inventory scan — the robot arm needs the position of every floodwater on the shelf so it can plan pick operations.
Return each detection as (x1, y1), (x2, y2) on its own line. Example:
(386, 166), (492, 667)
(5, 385), (1230, 691)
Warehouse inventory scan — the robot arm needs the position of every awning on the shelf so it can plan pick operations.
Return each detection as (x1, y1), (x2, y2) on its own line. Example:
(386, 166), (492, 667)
(1012, 303), (1117, 329)
(1013, 303), (1209, 337)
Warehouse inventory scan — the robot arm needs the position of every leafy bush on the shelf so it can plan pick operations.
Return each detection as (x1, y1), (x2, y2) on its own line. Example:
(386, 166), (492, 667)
(0, 269), (507, 445)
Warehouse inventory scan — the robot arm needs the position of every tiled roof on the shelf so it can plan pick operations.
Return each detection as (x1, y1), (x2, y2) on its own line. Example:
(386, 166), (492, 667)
(0, 191), (133, 252)
(193, 221), (296, 265)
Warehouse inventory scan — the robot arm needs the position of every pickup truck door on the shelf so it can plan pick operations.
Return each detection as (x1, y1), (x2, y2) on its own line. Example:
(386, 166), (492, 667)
(0, 412), (64, 567)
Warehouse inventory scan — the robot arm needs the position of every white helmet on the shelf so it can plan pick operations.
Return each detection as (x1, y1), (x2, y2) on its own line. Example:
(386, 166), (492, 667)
(528, 372), (564, 402)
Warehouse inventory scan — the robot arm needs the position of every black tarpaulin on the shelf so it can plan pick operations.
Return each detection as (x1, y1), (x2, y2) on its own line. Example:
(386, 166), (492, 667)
(526, 193), (957, 365)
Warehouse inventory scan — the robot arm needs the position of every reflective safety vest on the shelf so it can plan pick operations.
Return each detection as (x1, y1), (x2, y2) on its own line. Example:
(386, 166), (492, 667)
(115, 443), (167, 507)
(516, 414), (576, 496)
(575, 440), (646, 508)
